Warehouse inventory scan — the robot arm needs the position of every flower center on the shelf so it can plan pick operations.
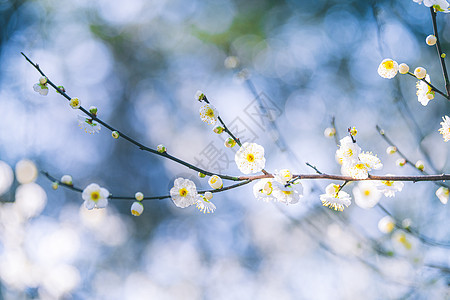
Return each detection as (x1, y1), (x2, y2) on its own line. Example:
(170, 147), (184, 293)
(206, 108), (214, 117)
(363, 190), (371, 196)
(246, 153), (255, 162)
(179, 188), (188, 197)
(91, 191), (100, 201)
(382, 60), (394, 70)
(282, 190), (293, 195)
(381, 180), (393, 186)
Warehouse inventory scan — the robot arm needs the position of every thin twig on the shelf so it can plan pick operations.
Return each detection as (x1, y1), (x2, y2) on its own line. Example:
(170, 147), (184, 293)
(430, 8), (450, 97)
(41, 170), (252, 200)
(377, 203), (450, 248)
(22, 52), (241, 181)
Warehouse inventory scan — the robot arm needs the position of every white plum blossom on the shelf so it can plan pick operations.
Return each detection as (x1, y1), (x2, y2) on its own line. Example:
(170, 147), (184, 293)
(375, 177), (404, 197)
(252, 178), (277, 202)
(235, 142), (266, 174)
(208, 175), (223, 189)
(274, 169), (293, 184)
(82, 183), (109, 210)
(272, 181), (302, 205)
(320, 183), (352, 211)
(416, 74), (434, 106)
(353, 181), (382, 209)
(438, 115), (450, 142)
(77, 115), (101, 134)
(196, 195), (216, 213)
(199, 104), (219, 125)
(413, 0), (450, 12)
(252, 176), (302, 204)
(33, 83), (49, 96)
(131, 201), (144, 216)
(169, 178), (198, 208)
(377, 59), (399, 79)
(336, 136), (361, 166)
(436, 186), (449, 204)
(344, 152), (382, 180)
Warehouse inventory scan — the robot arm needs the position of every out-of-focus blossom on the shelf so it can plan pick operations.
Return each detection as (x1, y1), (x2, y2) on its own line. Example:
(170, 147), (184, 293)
(353, 181), (382, 209)
(378, 216), (396, 234)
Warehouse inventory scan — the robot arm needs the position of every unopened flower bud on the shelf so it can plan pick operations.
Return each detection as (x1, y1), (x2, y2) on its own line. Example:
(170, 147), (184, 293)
(195, 90), (205, 102)
(39, 76), (47, 85)
(131, 201), (144, 216)
(135, 192), (144, 201)
(61, 175), (73, 185)
(89, 106), (98, 116)
(213, 125), (224, 134)
(52, 182), (59, 190)
(324, 127), (336, 138)
(441, 53), (446, 58)
(224, 138), (236, 148)
(414, 67), (427, 79)
(386, 146), (397, 155)
(398, 63), (409, 74)
(208, 175), (223, 189)
(426, 35), (437, 46)
(204, 191), (213, 200)
(415, 160), (425, 171)
(57, 86), (66, 93)
(157, 144), (166, 153)
(112, 131), (120, 139)
(396, 158), (406, 167)
(198, 172), (206, 178)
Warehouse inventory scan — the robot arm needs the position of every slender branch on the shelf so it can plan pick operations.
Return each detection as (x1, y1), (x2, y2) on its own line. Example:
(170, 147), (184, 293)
(22, 52), (241, 181)
(377, 203), (450, 248)
(406, 72), (448, 99)
(376, 125), (449, 188)
(41, 170), (252, 200)
(430, 8), (450, 97)
(306, 162), (322, 175)
(330, 116), (339, 145)
(201, 95), (242, 147)
(238, 172), (450, 182)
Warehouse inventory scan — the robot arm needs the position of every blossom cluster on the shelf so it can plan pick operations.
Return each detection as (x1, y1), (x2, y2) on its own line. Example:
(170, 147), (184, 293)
(252, 169), (303, 205)
(170, 177), (216, 213)
(336, 136), (382, 179)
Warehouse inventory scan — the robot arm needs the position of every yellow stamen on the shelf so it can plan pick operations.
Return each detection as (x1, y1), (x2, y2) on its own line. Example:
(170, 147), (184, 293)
(382, 60), (394, 70)
(246, 153), (255, 162)
(179, 188), (188, 197)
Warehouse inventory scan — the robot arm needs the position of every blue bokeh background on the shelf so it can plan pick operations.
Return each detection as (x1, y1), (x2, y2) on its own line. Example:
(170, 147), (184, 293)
(0, 0), (449, 299)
